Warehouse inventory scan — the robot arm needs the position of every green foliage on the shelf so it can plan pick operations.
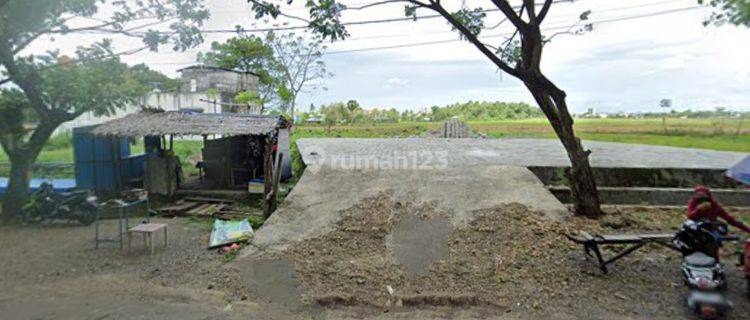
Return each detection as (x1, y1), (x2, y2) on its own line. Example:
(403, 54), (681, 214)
(198, 34), (286, 110)
(346, 99), (360, 112)
(429, 101), (543, 121)
(299, 100), (542, 125)
(39, 50), (148, 118)
(199, 31), (329, 116)
(451, 8), (487, 37)
(0, 89), (31, 135)
(699, 0), (750, 27)
(233, 91), (263, 106)
(129, 64), (181, 92)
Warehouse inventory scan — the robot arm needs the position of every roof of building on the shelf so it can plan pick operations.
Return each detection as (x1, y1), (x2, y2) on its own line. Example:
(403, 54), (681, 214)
(176, 64), (261, 77)
(90, 110), (289, 137)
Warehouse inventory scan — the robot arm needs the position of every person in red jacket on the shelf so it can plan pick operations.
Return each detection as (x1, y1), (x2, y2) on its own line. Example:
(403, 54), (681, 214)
(687, 185), (750, 233)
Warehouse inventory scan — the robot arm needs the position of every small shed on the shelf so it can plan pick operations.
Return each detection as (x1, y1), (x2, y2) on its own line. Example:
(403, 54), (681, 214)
(89, 110), (291, 209)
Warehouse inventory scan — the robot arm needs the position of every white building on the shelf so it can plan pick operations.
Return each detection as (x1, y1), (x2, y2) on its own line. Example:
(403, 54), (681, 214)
(59, 65), (261, 132)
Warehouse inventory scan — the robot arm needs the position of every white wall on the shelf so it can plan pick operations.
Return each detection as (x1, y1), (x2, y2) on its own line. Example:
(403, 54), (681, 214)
(57, 91), (218, 132)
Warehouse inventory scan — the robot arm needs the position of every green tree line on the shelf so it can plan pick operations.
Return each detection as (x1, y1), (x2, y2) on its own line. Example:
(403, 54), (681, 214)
(298, 100), (543, 125)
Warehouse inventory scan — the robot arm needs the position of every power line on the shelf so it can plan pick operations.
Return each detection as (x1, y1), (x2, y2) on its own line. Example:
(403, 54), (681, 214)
(326, 5), (702, 54)
(137, 4), (702, 65)
(127, 0), (573, 35)
(343, 0), (693, 42)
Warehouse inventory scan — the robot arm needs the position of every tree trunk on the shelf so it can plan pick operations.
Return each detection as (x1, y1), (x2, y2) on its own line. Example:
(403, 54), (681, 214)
(525, 81), (603, 217)
(0, 119), (60, 220)
(2, 156), (32, 219)
(289, 96), (297, 132)
(290, 96), (297, 121)
(559, 132), (602, 217)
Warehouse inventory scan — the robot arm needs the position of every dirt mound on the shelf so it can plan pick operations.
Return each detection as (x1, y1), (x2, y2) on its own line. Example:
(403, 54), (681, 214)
(240, 194), (579, 309)
(252, 165), (569, 252)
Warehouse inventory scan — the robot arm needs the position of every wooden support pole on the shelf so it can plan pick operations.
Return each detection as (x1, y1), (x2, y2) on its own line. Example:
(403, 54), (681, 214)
(270, 152), (284, 214)
(262, 137), (273, 218)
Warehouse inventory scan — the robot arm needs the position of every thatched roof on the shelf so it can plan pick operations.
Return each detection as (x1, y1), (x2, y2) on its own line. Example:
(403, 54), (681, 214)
(90, 111), (287, 137)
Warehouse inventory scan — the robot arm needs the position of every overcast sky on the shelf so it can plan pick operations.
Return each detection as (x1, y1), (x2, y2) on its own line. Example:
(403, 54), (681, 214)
(28, 0), (750, 113)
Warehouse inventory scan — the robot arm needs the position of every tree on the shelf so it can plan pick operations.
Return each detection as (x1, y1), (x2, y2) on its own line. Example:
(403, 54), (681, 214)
(198, 35), (284, 111)
(0, 0), (209, 218)
(346, 99), (361, 112)
(250, 0), (603, 216)
(699, 0), (750, 27)
(129, 63), (182, 92)
(265, 32), (332, 121)
(659, 98), (672, 132)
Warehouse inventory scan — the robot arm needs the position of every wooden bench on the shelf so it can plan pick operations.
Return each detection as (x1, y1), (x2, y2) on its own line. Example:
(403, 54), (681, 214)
(567, 231), (676, 273)
(128, 223), (168, 255)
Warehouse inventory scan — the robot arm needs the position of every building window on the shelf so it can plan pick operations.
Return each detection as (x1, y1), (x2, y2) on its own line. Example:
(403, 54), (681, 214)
(190, 79), (197, 92)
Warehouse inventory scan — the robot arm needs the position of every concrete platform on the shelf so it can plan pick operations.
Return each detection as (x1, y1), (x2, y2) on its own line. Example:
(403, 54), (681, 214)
(297, 138), (748, 170)
(549, 186), (750, 207)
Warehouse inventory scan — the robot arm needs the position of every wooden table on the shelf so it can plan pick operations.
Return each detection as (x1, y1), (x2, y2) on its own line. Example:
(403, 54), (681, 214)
(128, 223), (168, 255)
(94, 198), (149, 249)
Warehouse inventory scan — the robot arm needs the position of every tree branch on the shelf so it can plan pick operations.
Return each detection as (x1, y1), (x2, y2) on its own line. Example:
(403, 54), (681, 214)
(429, 3), (521, 78)
(489, 0), (529, 31)
(537, 0), (555, 22)
(524, 0), (537, 21)
(0, 47), (48, 118)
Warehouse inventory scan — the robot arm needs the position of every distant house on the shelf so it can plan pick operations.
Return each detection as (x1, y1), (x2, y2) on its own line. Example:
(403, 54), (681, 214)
(59, 64), (261, 131)
(306, 117), (323, 124)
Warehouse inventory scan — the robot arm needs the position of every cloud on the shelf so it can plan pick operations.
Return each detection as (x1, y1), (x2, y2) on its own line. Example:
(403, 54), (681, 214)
(383, 77), (409, 89)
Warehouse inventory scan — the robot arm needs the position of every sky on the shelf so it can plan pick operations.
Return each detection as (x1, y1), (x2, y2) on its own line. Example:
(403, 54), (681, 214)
(25, 0), (750, 114)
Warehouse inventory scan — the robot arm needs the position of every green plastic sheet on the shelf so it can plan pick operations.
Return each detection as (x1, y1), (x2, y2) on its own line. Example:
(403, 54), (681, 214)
(209, 219), (253, 248)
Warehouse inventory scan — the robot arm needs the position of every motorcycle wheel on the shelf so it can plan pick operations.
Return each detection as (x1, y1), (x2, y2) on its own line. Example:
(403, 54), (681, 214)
(75, 206), (97, 226)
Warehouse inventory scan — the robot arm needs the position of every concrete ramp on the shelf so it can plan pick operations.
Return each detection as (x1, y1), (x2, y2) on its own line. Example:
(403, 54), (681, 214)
(252, 164), (568, 252)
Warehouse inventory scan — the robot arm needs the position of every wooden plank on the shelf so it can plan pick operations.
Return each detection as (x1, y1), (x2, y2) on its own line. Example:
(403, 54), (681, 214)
(130, 223), (167, 233)
(158, 201), (199, 213)
(639, 233), (674, 240)
(599, 235), (644, 243)
(182, 196), (236, 204)
(186, 203), (213, 216)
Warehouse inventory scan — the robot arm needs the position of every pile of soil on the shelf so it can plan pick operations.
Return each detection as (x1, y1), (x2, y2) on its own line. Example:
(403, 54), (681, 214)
(242, 196), (750, 319)
(257, 194), (583, 308)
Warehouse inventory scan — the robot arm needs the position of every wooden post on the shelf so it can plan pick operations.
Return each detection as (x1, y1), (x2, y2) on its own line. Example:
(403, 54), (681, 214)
(262, 137), (273, 218)
(270, 153), (284, 214)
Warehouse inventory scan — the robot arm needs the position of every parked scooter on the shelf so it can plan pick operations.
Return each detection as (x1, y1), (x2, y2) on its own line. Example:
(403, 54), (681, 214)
(673, 220), (742, 319)
(21, 182), (98, 225)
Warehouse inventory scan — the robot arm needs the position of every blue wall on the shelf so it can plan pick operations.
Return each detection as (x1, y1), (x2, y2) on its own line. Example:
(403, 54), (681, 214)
(73, 126), (147, 194)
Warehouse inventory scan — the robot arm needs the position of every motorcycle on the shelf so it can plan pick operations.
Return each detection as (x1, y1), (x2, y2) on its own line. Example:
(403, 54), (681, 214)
(21, 182), (98, 225)
(673, 220), (743, 319)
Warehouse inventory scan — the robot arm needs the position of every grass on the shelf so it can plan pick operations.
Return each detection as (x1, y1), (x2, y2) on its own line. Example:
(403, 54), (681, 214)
(0, 117), (747, 179)
(297, 117), (749, 152)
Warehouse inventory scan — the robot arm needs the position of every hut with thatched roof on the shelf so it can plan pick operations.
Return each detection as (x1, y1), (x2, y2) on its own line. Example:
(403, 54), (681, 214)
(88, 110), (291, 200)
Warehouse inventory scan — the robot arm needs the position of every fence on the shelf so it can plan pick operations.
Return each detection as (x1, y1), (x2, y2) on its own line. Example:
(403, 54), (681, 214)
(0, 162), (75, 179)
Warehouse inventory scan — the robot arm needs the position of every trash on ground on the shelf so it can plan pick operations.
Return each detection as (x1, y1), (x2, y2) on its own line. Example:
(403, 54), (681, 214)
(209, 219), (253, 248)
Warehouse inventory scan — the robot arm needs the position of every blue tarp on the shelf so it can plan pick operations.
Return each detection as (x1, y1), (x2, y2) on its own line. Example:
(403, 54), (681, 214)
(0, 178), (77, 194)
(726, 156), (750, 186)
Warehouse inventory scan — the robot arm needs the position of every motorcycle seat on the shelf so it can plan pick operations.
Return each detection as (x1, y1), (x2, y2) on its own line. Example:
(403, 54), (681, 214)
(684, 252), (717, 267)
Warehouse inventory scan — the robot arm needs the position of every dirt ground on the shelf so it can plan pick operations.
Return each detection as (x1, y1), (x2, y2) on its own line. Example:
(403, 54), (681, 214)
(1, 205), (750, 319)
(0, 217), (270, 320)
(241, 196), (750, 320)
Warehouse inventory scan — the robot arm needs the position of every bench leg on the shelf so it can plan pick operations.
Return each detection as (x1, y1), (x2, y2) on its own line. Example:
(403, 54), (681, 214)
(127, 232), (132, 251)
(150, 233), (155, 256)
(164, 227), (168, 247)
